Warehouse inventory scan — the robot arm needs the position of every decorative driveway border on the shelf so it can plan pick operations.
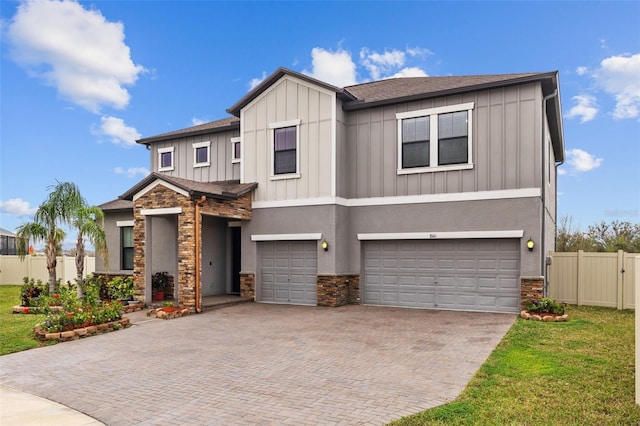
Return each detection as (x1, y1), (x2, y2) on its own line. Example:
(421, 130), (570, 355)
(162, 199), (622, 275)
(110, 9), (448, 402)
(0, 303), (515, 425)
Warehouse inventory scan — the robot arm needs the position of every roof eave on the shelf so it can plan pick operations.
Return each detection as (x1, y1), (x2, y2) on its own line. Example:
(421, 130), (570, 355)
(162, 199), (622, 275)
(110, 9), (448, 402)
(342, 72), (559, 111)
(136, 121), (240, 145)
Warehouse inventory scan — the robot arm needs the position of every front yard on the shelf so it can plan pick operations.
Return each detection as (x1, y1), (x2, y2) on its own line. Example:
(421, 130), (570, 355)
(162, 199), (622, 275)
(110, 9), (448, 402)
(392, 305), (640, 425)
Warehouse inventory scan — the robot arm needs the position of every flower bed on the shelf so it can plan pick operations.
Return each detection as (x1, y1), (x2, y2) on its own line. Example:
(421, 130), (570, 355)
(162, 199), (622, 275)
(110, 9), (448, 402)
(34, 317), (131, 341)
(520, 310), (569, 322)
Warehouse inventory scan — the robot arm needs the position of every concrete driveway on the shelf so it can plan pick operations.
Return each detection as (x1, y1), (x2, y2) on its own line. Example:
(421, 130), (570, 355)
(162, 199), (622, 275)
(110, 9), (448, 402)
(0, 303), (515, 425)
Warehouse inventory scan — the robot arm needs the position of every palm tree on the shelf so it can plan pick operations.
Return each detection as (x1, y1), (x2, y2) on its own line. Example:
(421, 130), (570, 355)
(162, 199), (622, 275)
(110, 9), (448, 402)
(17, 182), (84, 294)
(72, 205), (108, 298)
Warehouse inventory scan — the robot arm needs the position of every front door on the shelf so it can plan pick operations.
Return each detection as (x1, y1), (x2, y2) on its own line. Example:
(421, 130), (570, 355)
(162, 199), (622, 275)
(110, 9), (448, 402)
(231, 227), (241, 294)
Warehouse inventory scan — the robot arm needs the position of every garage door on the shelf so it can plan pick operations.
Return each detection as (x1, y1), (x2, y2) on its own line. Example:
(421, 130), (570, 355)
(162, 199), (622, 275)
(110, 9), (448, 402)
(259, 241), (318, 305)
(363, 239), (520, 313)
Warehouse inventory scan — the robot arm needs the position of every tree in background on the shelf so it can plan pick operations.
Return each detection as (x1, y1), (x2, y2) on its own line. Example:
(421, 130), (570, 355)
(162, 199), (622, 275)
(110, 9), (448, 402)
(587, 220), (640, 253)
(17, 182), (84, 293)
(556, 215), (640, 253)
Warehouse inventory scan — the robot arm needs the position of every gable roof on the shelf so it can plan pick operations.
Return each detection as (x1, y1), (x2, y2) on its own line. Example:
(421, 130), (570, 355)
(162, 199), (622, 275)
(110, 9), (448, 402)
(0, 227), (16, 237)
(119, 173), (257, 201)
(226, 67), (357, 117)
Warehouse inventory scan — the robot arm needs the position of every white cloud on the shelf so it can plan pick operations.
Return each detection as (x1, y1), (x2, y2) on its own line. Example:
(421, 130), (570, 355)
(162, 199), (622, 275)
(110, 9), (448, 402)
(114, 166), (149, 178)
(360, 48), (406, 80)
(593, 53), (640, 119)
(406, 46), (432, 58)
(565, 94), (598, 123)
(565, 148), (603, 173)
(304, 47), (357, 87)
(191, 117), (206, 126)
(0, 198), (37, 216)
(388, 67), (429, 79)
(249, 71), (267, 90)
(576, 66), (588, 76)
(6, 0), (145, 112)
(97, 116), (141, 147)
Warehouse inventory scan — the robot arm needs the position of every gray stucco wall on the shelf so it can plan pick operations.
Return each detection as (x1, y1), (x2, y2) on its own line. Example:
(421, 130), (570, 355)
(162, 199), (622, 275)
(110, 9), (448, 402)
(96, 210), (133, 273)
(243, 196), (544, 279)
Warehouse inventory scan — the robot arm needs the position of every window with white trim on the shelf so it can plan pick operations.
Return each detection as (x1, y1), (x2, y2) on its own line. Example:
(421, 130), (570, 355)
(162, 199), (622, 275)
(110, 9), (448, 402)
(192, 141), (210, 167)
(397, 102), (474, 174)
(121, 226), (134, 270)
(269, 119), (301, 178)
(231, 137), (241, 164)
(158, 147), (174, 172)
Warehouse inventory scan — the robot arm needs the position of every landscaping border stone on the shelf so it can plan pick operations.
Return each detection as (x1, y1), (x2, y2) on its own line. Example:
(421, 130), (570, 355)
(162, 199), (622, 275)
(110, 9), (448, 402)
(34, 317), (131, 342)
(520, 310), (569, 322)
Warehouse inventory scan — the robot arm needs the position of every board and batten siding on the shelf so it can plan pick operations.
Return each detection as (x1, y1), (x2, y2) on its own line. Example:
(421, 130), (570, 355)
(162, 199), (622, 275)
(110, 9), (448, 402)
(242, 75), (335, 202)
(151, 129), (240, 182)
(341, 82), (543, 199)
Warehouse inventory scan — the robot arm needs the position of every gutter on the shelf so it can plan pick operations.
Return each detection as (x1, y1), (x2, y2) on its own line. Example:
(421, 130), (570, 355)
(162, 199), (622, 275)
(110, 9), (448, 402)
(542, 88), (558, 297)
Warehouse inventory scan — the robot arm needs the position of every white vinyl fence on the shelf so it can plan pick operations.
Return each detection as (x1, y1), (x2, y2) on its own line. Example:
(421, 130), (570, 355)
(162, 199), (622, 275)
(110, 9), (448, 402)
(0, 255), (95, 285)
(548, 250), (638, 310)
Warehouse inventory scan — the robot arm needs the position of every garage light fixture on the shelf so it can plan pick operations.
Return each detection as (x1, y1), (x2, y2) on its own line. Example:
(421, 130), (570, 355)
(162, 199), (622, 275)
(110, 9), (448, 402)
(321, 239), (329, 251)
(526, 238), (535, 252)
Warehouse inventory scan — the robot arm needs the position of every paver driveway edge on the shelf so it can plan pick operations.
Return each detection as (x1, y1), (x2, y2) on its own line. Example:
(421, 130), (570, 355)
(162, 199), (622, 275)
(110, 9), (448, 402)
(0, 304), (516, 425)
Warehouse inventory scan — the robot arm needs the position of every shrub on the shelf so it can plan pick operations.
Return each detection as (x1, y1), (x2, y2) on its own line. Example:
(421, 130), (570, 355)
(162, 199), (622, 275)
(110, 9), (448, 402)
(19, 277), (46, 307)
(107, 276), (135, 301)
(526, 297), (565, 315)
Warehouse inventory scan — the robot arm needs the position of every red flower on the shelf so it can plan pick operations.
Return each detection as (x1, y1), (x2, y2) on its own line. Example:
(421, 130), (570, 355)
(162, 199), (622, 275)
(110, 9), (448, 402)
(23, 308), (30, 314)
(53, 294), (60, 299)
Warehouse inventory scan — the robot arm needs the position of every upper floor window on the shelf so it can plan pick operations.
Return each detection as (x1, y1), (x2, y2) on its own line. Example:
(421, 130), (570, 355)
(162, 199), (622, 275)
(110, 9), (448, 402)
(231, 137), (241, 164)
(269, 119), (301, 179)
(193, 141), (210, 167)
(158, 147), (174, 172)
(396, 102), (474, 174)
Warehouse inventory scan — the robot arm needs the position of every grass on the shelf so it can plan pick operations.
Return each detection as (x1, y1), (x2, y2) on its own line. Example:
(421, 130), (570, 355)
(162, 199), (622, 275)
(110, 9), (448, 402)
(0, 285), (51, 355)
(391, 305), (640, 425)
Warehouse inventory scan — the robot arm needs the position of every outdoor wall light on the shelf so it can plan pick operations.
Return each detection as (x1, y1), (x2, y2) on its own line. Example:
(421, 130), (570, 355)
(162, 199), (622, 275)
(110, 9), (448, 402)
(527, 238), (535, 252)
(321, 239), (329, 252)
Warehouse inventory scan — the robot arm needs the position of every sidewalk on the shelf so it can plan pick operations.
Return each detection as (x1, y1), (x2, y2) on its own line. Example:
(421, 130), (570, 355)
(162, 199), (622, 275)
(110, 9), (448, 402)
(0, 385), (105, 425)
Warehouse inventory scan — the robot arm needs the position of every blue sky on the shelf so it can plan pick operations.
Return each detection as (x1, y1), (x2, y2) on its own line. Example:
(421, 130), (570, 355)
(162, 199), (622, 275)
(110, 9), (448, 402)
(1, 0), (639, 248)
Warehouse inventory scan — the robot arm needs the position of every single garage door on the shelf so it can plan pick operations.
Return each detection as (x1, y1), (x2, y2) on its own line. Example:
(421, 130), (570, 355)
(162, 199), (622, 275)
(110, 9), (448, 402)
(259, 240), (318, 305)
(363, 239), (520, 313)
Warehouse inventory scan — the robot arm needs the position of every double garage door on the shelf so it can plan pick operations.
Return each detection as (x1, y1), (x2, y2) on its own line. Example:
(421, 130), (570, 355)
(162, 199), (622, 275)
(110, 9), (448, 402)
(363, 239), (520, 313)
(259, 241), (317, 305)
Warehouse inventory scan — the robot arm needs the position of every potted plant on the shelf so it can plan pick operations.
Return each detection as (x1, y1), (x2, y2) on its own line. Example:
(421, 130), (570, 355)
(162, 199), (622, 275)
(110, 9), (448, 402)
(107, 276), (135, 302)
(152, 272), (168, 301)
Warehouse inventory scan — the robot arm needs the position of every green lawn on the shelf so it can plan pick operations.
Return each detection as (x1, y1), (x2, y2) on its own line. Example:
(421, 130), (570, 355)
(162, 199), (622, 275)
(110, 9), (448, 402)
(0, 285), (51, 355)
(391, 305), (640, 425)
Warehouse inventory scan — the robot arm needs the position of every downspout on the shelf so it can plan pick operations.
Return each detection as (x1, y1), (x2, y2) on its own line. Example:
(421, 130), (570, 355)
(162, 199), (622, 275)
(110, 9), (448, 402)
(194, 195), (206, 313)
(542, 88), (558, 297)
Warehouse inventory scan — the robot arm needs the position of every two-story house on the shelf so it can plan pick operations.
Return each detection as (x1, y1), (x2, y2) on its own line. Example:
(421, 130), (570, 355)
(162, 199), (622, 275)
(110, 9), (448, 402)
(97, 67), (564, 314)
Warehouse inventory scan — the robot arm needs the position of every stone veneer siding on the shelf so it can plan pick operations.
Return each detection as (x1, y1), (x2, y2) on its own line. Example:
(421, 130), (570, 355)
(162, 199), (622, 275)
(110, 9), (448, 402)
(133, 184), (252, 312)
(317, 275), (361, 307)
(240, 273), (255, 300)
(520, 276), (544, 310)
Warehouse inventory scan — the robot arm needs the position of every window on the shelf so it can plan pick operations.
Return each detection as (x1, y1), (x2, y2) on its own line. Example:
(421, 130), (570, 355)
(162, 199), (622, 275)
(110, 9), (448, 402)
(158, 147), (174, 171)
(121, 226), (134, 270)
(193, 141), (210, 167)
(231, 137), (241, 163)
(269, 119), (301, 178)
(397, 102), (474, 174)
